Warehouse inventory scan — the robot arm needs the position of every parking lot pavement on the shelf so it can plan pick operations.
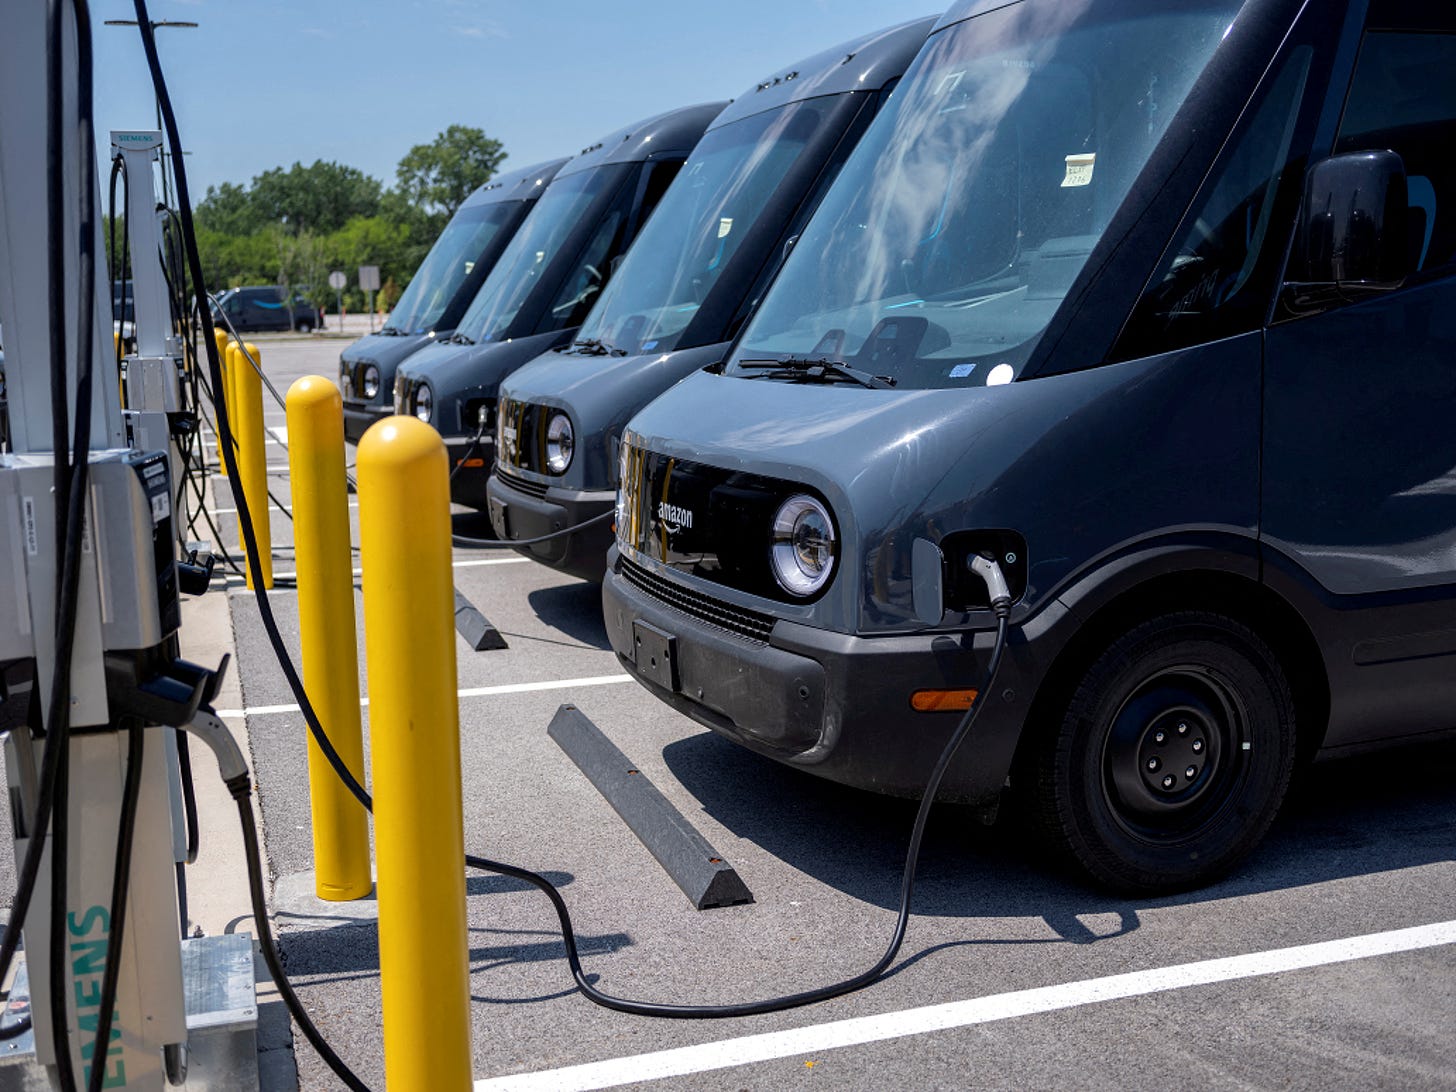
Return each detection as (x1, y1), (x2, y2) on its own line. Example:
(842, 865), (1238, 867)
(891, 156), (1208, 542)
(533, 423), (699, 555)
(206, 338), (1456, 1088)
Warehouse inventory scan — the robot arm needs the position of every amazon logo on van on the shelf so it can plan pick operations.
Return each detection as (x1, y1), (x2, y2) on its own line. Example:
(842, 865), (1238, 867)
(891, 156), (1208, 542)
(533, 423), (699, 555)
(656, 500), (693, 535)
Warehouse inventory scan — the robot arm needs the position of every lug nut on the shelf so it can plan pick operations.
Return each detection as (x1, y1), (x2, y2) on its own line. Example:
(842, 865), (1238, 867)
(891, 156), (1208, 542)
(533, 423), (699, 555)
(1147, 757), (1161, 772)
(1161, 775), (1175, 790)
(1154, 730), (1166, 744)
(1177, 722), (1189, 735)
(1185, 765), (1198, 779)
(1192, 739), (1204, 753)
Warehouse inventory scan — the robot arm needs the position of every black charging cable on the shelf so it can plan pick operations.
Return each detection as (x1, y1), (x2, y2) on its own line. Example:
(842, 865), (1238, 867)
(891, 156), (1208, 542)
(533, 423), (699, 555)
(451, 509), (613, 549)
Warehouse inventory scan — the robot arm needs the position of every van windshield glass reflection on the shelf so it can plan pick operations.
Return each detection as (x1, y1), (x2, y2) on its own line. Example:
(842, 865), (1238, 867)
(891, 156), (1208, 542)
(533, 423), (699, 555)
(574, 101), (827, 356)
(729, 0), (1238, 390)
(385, 202), (518, 333)
(452, 165), (629, 346)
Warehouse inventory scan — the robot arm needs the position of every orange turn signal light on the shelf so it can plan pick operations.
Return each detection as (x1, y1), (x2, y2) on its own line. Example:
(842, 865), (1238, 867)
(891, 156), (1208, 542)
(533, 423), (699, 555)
(910, 688), (979, 713)
(456, 457), (486, 468)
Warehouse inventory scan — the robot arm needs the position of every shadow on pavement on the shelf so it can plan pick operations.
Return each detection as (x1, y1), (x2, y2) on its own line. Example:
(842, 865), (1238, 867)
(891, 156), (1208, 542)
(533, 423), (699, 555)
(526, 583), (610, 650)
(277, 916), (631, 986)
(661, 729), (1456, 932)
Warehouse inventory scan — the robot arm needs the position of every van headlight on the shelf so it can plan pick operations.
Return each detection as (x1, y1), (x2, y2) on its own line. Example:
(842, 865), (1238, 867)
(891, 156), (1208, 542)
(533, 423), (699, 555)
(414, 383), (433, 423)
(545, 412), (574, 474)
(361, 364), (380, 400)
(770, 494), (836, 596)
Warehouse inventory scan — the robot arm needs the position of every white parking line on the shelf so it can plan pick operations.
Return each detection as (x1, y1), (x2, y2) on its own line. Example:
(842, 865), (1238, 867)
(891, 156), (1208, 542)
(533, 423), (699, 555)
(215, 673), (632, 718)
(211, 500), (360, 516)
(259, 556), (530, 581)
(473, 920), (1456, 1092)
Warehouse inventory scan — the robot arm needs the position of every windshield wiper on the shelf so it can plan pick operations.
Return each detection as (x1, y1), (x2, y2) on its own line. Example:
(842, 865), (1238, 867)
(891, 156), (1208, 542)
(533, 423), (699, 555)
(449, 331), (477, 345)
(738, 357), (896, 390)
(378, 324), (406, 336)
(569, 337), (627, 357)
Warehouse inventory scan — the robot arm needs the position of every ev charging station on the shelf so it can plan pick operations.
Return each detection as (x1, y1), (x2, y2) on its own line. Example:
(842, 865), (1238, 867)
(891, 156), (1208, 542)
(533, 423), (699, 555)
(0, 4), (251, 1088)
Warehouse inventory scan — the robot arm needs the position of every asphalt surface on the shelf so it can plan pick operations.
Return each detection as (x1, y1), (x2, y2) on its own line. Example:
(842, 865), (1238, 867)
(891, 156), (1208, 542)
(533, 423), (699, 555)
(51, 332), (1456, 1089)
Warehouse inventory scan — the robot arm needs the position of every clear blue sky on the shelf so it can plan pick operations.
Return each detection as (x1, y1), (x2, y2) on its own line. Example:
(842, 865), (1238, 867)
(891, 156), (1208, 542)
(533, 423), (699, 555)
(95, 0), (940, 199)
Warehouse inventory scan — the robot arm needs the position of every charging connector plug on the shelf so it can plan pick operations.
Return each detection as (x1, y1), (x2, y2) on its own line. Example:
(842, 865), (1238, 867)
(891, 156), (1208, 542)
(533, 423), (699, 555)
(969, 553), (1013, 617)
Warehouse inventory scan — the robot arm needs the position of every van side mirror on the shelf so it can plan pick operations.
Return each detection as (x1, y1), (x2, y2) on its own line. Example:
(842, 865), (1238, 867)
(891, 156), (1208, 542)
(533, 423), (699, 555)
(1284, 150), (1409, 312)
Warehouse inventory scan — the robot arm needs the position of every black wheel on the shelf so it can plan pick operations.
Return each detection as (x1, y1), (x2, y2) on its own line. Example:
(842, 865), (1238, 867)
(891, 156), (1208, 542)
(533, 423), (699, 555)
(1034, 611), (1296, 893)
(296, 319), (314, 333)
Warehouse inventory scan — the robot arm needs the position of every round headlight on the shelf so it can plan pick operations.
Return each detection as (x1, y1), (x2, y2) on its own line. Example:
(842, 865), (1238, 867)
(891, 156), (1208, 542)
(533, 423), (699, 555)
(361, 364), (380, 400)
(414, 383), (433, 423)
(770, 494), (836, 597)
(545, 412), (574, 474)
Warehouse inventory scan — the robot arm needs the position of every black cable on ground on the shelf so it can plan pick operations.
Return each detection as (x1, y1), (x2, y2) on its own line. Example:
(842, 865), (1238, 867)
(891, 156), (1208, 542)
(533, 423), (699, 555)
(87, 723), (145, 1092)
(452, 509), (612, 549)
(466, 613), (1010, 1018)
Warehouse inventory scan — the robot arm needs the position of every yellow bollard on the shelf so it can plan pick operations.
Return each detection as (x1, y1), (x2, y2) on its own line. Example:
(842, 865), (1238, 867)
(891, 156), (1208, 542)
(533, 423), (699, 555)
(285, 376), (373, 901)
(232, 341), (273, 589)
(357, 416), (472, 1091)
(213, 327), (231, 477)
(225, 343), (244, 551)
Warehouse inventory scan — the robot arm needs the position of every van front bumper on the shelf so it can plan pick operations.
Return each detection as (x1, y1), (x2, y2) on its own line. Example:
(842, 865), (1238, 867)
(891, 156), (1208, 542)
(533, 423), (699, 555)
(602, 549), (1040, 804)
(343, 401), (390, 444)
(485, 473), (615, 582)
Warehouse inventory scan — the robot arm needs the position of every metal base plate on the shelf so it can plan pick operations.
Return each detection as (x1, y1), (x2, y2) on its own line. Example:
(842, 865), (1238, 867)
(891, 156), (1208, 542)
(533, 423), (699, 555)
(0, 933), (259, 1090)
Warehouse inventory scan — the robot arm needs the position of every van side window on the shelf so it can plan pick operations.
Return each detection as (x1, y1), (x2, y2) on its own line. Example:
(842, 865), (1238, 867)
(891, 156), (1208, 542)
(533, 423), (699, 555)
(1334, 30), (1456, 277)
(1112, 49), (1312, 361)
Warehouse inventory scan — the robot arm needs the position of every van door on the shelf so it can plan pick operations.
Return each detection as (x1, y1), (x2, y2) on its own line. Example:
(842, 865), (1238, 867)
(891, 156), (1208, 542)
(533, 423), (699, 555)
(1261, 6), (1456, 745)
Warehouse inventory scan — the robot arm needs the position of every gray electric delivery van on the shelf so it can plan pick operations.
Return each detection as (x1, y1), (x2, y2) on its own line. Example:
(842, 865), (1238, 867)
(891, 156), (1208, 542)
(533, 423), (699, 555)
(604, 0), (1456, 892)
(486, 17), (936, 581)
(392, 103), (726, 506)
(340, 158), (567, 443)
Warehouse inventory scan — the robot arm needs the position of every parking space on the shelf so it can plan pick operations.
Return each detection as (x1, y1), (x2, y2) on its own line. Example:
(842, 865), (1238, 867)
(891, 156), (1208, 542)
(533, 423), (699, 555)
(210, 339), (1455, 1090)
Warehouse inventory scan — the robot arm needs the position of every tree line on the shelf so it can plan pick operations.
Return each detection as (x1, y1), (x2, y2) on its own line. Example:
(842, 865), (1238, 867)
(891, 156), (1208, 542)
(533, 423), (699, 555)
(110, 126), (504, 315)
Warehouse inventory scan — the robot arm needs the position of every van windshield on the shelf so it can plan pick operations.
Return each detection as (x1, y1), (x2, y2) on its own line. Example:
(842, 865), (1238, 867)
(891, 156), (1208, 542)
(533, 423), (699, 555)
(573, 99), (836, 357)
(728, 0), (1239, 390)
(385, 201), (521, 334)
(453, 165), (630, 345)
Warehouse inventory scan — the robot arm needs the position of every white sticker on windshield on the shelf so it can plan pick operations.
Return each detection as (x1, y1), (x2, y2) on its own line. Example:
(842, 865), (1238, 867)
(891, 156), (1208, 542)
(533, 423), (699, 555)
(718, 217), (733, 239)
(949, 363), (976, 378)
(1062, 153), (1096, 188)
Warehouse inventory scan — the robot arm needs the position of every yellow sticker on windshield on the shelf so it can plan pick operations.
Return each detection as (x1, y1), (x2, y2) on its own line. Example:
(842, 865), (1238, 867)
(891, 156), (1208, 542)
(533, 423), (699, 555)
(1062, 153), (1096, 188)
(718, 217), (734, 239)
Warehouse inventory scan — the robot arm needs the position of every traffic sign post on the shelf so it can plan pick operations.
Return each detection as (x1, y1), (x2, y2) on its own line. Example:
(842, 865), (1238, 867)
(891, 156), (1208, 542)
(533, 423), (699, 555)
(359, 265), (381, 333)
(328, 269), (346, 331)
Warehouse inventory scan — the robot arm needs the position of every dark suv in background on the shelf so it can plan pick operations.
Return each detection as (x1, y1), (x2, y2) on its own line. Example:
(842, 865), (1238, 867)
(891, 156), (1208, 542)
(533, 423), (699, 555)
(212, 286), (321, 333)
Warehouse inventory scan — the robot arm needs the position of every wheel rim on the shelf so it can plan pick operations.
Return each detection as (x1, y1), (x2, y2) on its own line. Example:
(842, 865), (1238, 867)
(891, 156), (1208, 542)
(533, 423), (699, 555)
(1101, 667), (1246, 841)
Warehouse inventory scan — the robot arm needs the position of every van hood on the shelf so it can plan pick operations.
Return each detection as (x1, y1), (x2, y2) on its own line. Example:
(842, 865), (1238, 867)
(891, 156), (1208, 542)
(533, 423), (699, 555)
(623, 348), (1258, 632)
(396, 328), (573, 433)
(498, 342), (724, 488)
(341, 331), (435, 371)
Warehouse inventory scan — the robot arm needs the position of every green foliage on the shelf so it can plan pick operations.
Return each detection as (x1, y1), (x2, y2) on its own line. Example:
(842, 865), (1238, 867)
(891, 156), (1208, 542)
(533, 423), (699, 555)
(395, 125), (506, 219)
(195, 181), (259, 236)
(181, 129), (505, 313)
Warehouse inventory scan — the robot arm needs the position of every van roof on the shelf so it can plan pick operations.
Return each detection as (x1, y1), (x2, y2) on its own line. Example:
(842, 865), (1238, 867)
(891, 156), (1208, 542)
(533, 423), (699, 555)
(555, 101), (729, 180)
(711, 15), (937, 130)
(460, 157), (570, 210)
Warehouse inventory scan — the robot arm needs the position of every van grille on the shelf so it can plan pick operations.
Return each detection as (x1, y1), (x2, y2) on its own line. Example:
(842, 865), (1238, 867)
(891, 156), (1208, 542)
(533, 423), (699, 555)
(621, 557), (774, 643)
(496, 466), (549, 499)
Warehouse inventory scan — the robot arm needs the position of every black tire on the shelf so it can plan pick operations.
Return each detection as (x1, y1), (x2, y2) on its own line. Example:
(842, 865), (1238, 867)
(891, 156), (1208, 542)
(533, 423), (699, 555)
(1033, 611), (1296, 893)
(296, 319), (314, 334)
